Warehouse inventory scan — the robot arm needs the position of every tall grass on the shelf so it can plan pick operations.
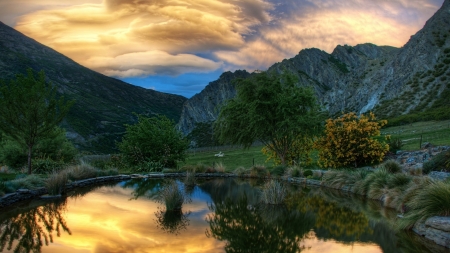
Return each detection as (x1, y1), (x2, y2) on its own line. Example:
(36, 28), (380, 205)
(156, 181), (187, 211)
(184, 171), (196, 187)
(261, 180), (287, 205)
(398, 181), (450, 229)
(3, 174), (46, 193)
(65, 163), (100, 181)
(46, 171), (68, 195)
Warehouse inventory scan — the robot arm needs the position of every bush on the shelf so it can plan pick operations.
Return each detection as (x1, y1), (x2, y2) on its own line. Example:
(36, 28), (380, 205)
(303, 170), (313, 178)
(423, 150), (450, 174)
(398, 181), (450, 229)
(261, 180), (287, 205)
(382, 160), (402, 173)
(314, 112), (389, 168)
(249, 165), (269, 177)
(118, 114), (189, 169)
(270, 165), (287, 176)
(46, 171), (68, 195)
(213, 162), (226, 173)
(3, 174), (45, 193)
(388, 137), (403, 152)
(233, 166), (248, 177)
(32, 158), (65, 174)
(65, 163), (99, 181)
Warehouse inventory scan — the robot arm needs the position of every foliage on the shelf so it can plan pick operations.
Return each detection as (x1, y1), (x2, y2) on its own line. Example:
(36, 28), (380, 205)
(2, 174), (46, 193)
(0, 127), (76, 171)
(261, 180), (287, 205)
(382, 160), (402, 174)
(249, 165), (269, 177)
(270, 165), (287, 176)
(46, 171), (68, 195)
(214, 70), (323, 165)
(64, 163), (99, 181)
(398, 181), (450, 229)
(387, 137), (403, 152)
(303, 170), (313, 178)
(0, 69), (74, 174)
(187, 121), (217, 148)
(423, 150), (450, 174)
(118, 114), (189, 170)
(284, 166), (302, 178)
(262, 136), (314, 166)
(314, 112), (389, 168)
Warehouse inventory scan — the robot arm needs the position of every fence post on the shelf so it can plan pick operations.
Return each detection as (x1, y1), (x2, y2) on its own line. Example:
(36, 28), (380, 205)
(419, 134), (423, 149)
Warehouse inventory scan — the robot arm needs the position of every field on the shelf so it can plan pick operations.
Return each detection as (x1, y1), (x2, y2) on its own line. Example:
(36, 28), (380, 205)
(381, 119), (450, 150)
(181, 120), (450, 171)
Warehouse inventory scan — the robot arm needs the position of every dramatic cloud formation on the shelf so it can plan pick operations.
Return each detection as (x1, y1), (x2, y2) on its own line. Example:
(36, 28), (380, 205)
(0, 0), (444, 96)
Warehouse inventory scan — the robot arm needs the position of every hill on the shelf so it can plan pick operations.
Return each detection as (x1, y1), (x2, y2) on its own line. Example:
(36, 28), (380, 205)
(0, 22), (187, 153)
(177, 0), (450, 136)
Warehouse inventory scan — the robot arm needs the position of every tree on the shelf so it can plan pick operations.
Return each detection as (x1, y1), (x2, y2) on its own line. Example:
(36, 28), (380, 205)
(214, 71), (323, 165)
(314, 112), (389, 168)
(117, 114), (189, 169)
(0, 69), (74, 174)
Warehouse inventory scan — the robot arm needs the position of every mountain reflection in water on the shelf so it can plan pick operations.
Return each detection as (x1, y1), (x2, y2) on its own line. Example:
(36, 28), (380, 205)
(0, 178), (447, 253)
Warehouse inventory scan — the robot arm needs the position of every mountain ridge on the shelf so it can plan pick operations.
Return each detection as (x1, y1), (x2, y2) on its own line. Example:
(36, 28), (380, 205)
(0, 21), (187, 153)
(177, 0), (450, 136)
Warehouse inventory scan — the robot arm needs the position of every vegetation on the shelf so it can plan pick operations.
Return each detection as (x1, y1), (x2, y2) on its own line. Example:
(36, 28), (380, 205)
(46, 171), (68, 195)
(155, 181), (188, 211)
(0, 69), (74, 174)
(382, 160), (402, 174)
(423, 150), (450, 174)
(261, 180), (287, 205)
(118, 114), (189, 170)
(314, 112), (389, 168)
(214, 71), (323, 165)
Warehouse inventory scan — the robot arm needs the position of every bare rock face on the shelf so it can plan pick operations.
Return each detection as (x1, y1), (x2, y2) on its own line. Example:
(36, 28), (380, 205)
(177, 0), (450, 136)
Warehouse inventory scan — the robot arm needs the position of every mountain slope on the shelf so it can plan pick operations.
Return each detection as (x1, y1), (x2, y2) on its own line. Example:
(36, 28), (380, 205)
(177, 0), (450, 135)
(0, 22), (187, 153)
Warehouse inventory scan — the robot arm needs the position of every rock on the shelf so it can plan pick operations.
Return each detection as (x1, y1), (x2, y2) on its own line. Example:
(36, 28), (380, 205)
(426, 217), (450, 233)
(429, 171), (450, 181)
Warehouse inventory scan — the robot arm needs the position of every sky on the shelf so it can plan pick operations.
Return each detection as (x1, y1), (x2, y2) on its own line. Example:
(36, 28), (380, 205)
(0, 0), (445, 98)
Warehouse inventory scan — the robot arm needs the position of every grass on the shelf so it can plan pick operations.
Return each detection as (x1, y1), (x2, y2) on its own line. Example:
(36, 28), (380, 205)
(183, 146), (273, 172)
(261, 180), (287, 205)
(398, 181), (450, 229)
(381, 119), (450, 150)
(46, 171), (68, 195)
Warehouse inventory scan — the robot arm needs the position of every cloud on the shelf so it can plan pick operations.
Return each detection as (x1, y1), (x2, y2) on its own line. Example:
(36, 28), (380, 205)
(2, 0), (444, 82)
(9, 0), (273, 78)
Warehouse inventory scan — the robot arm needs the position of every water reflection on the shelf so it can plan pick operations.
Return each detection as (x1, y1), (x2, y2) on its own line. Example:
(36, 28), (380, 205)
(0, 198), (70, 253)
(154, 208), (191, 235)
(206, 195), (314, 253)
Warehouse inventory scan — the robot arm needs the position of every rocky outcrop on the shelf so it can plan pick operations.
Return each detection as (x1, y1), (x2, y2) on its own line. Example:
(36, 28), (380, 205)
(177, 0), (450, 135)
(414, 216), (450, 248)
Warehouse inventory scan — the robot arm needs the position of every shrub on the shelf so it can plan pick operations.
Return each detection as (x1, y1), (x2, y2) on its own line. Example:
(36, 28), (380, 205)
(117, 114), (189, 169)
(65, 163), (99, 181)
(262, 137), (314, 166)
(314, 112), (389, 168)
(261, 180), (287, 205)
(270, 165), (287, 176)
(46, 171), (68, 195)
(249, 165), (269, 177)
(284, 166), (302, 178)
(155, 181), (188, 211)
(233, 166), (248, 177)
(32, 158), (65, 174)
(382, 160), (402, 173)
(388, 137), (403, 152)
(213, 162), (226, 173)
(398, 181), (450, 229)
(303, 170), (313, 178)
(3, 174), (45, 193)
(423, 150), (450, 174)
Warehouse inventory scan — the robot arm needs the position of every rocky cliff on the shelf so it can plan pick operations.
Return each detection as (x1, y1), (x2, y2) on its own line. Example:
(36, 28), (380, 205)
(178, 0), (450, 136)
(0, 22), (187, 153)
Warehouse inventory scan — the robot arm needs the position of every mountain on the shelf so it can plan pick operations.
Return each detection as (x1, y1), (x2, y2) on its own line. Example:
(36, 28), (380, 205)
(0, 22), (187, 153)
(178, 0), (450, 136)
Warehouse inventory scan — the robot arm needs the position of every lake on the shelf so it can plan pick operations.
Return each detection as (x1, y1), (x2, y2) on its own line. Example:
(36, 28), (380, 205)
(0, 178), (445, 253)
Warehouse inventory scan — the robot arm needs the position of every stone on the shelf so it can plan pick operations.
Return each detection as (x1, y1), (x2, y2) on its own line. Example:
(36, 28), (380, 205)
(429, 171), (450, 181)
(426, 217), (450, 232)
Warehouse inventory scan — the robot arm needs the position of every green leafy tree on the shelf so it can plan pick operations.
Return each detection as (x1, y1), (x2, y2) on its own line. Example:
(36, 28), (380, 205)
(118, 114), (189, 170)
(214, 71), (323, 165)
(0, 69), (74, 174)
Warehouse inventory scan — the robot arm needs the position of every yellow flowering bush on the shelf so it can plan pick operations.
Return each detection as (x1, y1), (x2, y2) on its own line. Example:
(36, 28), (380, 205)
(314, 112), (389, 168)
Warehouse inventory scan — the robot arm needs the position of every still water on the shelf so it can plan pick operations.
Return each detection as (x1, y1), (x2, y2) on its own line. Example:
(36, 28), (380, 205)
(0, 178), (445, 253)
